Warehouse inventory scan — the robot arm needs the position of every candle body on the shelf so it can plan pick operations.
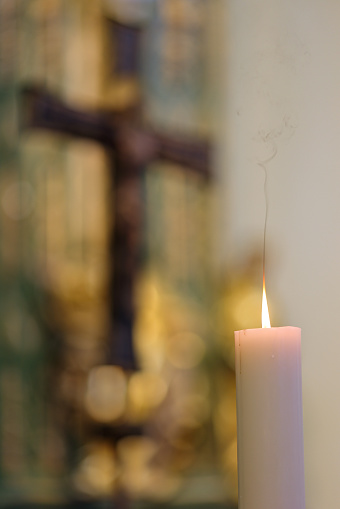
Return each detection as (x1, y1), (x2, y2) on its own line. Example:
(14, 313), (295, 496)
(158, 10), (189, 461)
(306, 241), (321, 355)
(235, 327), (305, 509)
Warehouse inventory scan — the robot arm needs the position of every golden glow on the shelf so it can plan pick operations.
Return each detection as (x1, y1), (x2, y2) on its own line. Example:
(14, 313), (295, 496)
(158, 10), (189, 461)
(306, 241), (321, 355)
(85, 366), (127, 423)
(261, 275), (271, 328)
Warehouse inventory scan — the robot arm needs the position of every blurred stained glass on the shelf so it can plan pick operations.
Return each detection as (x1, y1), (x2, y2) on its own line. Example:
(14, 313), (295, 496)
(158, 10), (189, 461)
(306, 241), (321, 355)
(0, 1), (240, 508)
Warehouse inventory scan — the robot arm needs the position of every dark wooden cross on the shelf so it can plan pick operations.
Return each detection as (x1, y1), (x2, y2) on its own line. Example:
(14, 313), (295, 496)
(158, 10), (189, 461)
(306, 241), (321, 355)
(20, 20), (211, 372)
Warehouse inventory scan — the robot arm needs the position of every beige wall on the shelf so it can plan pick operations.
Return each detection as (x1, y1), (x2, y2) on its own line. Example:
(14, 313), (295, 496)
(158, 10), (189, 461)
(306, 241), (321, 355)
(217, 1), (340, 507)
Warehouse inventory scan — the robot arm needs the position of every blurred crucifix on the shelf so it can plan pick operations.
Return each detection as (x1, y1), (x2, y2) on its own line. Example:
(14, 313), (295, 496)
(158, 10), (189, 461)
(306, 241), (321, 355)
(21, 15), (211, 371)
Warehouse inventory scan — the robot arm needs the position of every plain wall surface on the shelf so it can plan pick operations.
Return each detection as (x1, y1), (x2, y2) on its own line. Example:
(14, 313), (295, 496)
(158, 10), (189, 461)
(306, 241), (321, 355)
(216, 1), (340, 508)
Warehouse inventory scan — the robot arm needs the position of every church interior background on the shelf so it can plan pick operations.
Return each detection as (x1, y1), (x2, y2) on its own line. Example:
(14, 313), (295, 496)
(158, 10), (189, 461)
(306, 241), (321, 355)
(4, 0), (340, 507)
(0, 0), (273, 507)
(6, 0), (340, 509)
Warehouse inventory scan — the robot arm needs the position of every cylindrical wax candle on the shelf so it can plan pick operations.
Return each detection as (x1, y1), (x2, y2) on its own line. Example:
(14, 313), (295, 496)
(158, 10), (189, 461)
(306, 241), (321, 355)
(235, 326), (305, 509)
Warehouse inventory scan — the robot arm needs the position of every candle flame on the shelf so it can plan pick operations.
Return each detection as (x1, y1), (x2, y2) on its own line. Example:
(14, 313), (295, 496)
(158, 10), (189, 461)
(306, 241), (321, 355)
(262, 275), (271, 328)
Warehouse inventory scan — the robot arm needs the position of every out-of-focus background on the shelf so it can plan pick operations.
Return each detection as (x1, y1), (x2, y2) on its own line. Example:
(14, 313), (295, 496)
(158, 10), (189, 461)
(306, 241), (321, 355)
(0, 0), (338, 508)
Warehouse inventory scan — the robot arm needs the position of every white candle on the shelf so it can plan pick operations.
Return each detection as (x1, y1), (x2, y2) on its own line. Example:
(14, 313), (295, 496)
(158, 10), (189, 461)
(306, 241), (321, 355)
(235, 325), (305, 509)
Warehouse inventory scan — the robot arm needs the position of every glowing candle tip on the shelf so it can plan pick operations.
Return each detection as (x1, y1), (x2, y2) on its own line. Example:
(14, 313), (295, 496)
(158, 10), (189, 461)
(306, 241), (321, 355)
(262, 275), (271, 328)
